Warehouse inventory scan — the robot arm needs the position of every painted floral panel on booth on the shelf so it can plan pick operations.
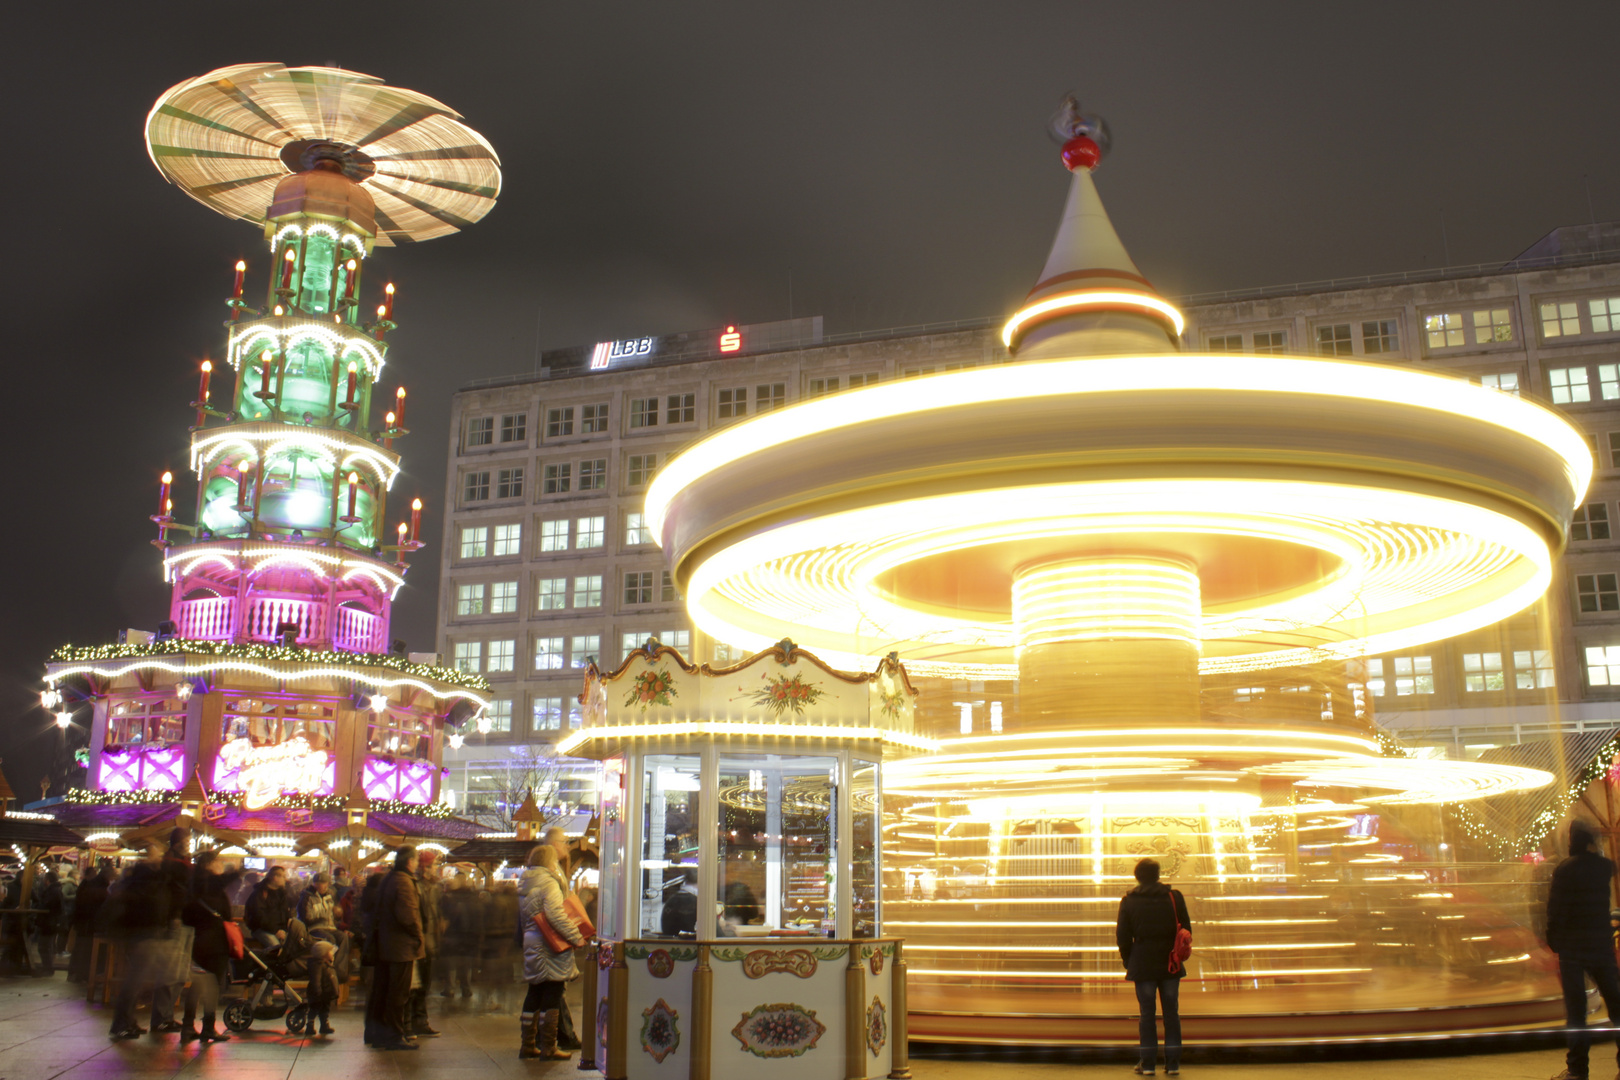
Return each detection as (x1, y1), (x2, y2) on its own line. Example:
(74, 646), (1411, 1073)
(639, 998), (680, 1063)
(866, 995), (887, 1057)
(731, 1002), (826, 1058)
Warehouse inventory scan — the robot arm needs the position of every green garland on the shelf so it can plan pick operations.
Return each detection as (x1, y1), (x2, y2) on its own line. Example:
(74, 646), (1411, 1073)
(60, 787), (453, 819)
(1448, 731), (1620, 860)
(49, 639), (490, 693)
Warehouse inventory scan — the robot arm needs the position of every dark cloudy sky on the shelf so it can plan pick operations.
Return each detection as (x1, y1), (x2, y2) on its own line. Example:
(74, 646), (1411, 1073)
(3, 1), (1618, 792)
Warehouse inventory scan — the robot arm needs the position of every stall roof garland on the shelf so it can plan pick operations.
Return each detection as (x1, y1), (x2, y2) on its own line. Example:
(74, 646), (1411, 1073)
(48, 640), (490, 693)
(60, 787), (454, 819)
(1448, 730), (1620, 860)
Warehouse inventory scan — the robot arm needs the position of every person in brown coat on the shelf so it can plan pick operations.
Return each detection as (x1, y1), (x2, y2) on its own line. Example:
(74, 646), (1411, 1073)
(365, 847), (424, 1051)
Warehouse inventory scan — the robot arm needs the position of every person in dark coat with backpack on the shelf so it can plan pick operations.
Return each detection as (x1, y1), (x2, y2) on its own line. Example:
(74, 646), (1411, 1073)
(180, 852), (239, 1043)
(1546, 819), (1620, 1080)
(1116, 857), (1191, 1077)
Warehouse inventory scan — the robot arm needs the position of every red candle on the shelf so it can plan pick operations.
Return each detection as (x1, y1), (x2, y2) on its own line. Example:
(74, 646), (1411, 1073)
(158, 471), (172, 517)
(343, 259), (358, 303)
(280, 247), (296, 291)
(232, 260), (245, 299)
(198, 359), (212, 403)
(410, 497), (422, 543)
(346, 472), (359, 518)
(345, 361), (358, 406)
(397, 521), (408, 548)
(383, 410), (396, 450)
(237, 460), (253, 508)
(259, 350), (273, 397)
(383, 282), (395, 320)
(395, 386), (406, 427)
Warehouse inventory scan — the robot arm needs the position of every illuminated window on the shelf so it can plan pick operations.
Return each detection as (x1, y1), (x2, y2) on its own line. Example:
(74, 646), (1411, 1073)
(667, 393), (695, 424)
(543, 463), (571, 494)
(464, 470), (490, 502)
(581, 403), (609, 433)
(625, 512), (653, 546)
(717, 387), (747, 419)
(536, 577), (567, 610)
(1461, 652), (1503, 691)
(456, 583), (485, 616)
(1252, 331), (1286, 355)
(546, 407), (574, 437)
(713, 642), (746, 663)
(496, 467), (524, 499)
(499, 414), (527, 443)
(1602, 365), (1620, 401)
(534, 636), (565, 670)
(627, 453), (658, 488)
(848, 373), (879, 389)
(570, 635), (600, 667)
(539, 519), (569, 551)
(578, 458), (606, 490)
(625, 571), (655, 605)
(485, 699), (512, 733)
(575, 515), (605, 548)
(621, 632), (644, 660)
(1362, 320), (1399, 354)
(661, 570), (678, 603)
(459, 526), (488, 559)
(573, 574), (602, 608)
(493, 523), (522, 556)
(1514, 649), (1555, 689)
(990, 700), (1003, 733)
(490, 581), (518, 614)
(809, 377), (840, 397)
(1550, 367), (1592, 404)
(488, 639), (516, 673)
(1473, 308), (1513, 343)
(1315, 324), (1353, 357)
(630, 398), (659, 428)
(755, 383), (786, 412)
(466, 416), (494, 447)
(1577, 572), (1619, 612)
(1391, 655), (1434, 696)
(956, 702), (973, 734)
(1424, 313), (1465, 349)
(659, 628), (690, 651)
(1592, 298), (1620, 334)
(1585, 645), (1620, 686)
(1206, 334), (1242, 352)
(1542, 301), (1582, 338)
(453, 641), (482, 673)
(532, 697), (565, 730)
(1478, 372), (1518, 395)
(1572, 503), (1610, 542)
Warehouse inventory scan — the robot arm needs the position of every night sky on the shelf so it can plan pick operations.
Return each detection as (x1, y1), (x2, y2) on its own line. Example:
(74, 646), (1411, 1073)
(3, 2), (1618, 795)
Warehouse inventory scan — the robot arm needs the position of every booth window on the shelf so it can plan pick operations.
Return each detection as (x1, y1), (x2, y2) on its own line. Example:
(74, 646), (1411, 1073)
(106, 697), (187, 749)
(717, 754), (838, 937)
(221, 698), (336, 750)
(640, 755), (701, 937)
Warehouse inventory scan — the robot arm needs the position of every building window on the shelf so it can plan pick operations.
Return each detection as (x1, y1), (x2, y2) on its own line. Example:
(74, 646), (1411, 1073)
(1550, 367), (1592, 404)
(539, 519), (569, 551)
(1478, 372), (1519, 395)
(537, 577), (567, 610)
(903, 367), (935, 378)
(499, 414), (527, 443)
(659, 628), (691, 651)
(546, 407), (574, 437)
(532, 697), (565, 731)
(625, 571), (655, 605)
(535, 636), (565, 670)
(456, 583), (485, 616)
(1424, 313), (1465, 349)
(570, 635), (600, 667)
(484, 699), (513, 733)
(625, 511), (653, 546)
(459, 526), (488, 559)
(464, 470), (490, 502)
(1391, 655), (1434, 696)
(1514, 649), (1555, 689)
(578, 458), (607, 490)
(453, 641), (482, 673)
(496, 467), (524, 499)
(1473, 308), (1513, 343)
(1578, 572), (1619, 612)
(630, 397), (659, 428)
(575, 515), (605, 548)
(493, 523), (522, 556)
(1362, 320), (1399, 354)
(1609, 432), (1620, 468)
(1462, 652), (1504, 691)
(1572, 503), (1610, 542)
(667, 393), (695, 424)
(1252, 331), (1286, 355)
(1592, 298), (1620, 334)
(661, 571), (678, 603)
(1315, 324), (1353, 356)
(627, 453), (658, 488)
(466, 416), (494, 447)
(848, 373), (879, 389)
(488, 639), (516, 673)
(718, 387), (747, 419)
(1585, 645), (1620, 686)
(809, 377), (840, 397)
(573, 574), (603, 608)
(756, 383), (786, 411)
(1542, 301), (1582, 338)
(581, 403), (609, 433)
(1602, 365), (1620, 402)
(1206, 334), (1242, 352)
(543, 463), (571, 494)
(621, 632), (645, 660)
(490, 581), (518, 614)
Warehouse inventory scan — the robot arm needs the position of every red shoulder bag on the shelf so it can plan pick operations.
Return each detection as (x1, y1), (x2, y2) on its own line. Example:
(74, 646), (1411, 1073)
(1169, 891), (1192, 972)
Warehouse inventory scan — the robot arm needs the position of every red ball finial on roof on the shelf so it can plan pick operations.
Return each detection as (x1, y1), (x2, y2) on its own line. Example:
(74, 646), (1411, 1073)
(1049, 94), (1110, 172)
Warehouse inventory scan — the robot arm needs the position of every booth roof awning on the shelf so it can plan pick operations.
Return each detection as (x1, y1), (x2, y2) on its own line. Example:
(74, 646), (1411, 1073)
(0, 816), (87, 848)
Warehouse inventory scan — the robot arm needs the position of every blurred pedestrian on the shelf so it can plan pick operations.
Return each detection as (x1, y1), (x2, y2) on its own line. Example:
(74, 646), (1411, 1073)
(441, 875), (480, 1001)
(1116, 857), (1190, 1078)
(518, 844), (584, 1060)
(108, 849), (176, 1039)
(32, 870), (62, 975)
(1547, 819), (1620, 1080)
(408, 860), (444, 1038)
(543, 825), (583, 1051)
(307, 939), (340, 1036)
(366, 847), (423, 1051)
(68, 861), (113, 983)
(179, 851), (238, 1043)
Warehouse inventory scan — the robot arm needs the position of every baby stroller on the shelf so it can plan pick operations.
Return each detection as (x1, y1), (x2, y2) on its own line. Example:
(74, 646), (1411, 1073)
(223, 919), (319, 1035)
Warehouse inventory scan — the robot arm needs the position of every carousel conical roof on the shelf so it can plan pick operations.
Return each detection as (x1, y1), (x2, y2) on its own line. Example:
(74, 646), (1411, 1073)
(145, 62), (500, 245)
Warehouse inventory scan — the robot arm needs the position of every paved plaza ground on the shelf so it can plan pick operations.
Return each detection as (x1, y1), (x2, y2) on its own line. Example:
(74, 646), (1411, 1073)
(0, 973), (1602, 1080)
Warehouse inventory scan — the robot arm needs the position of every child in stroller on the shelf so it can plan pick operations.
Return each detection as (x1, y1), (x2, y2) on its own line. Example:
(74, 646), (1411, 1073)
(223, 918), (323, 1035)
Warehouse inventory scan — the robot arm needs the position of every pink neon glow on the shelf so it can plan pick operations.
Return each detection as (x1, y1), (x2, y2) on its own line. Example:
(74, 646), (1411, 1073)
(98, 746), (185, 792)
(212, 744), (335, 798)
(362, 757), (435, 803)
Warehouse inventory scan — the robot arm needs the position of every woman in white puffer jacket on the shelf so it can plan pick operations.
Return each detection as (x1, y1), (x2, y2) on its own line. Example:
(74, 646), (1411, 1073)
(517, 844), (584, 1059)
